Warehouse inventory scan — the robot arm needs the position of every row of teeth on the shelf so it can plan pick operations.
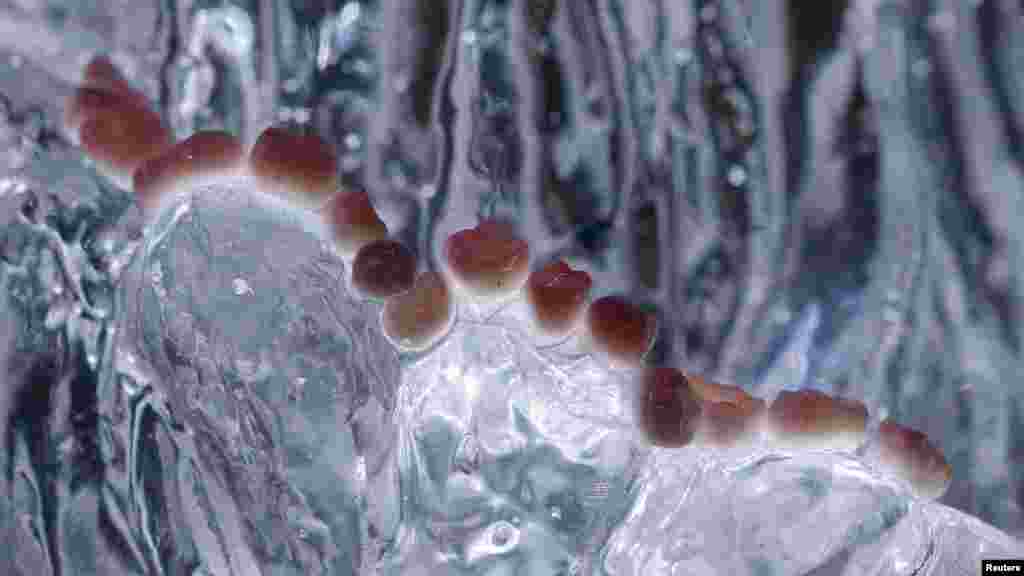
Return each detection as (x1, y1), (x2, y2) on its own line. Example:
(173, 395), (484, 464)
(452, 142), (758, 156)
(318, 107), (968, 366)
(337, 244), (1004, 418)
(65, 55), (953, 503)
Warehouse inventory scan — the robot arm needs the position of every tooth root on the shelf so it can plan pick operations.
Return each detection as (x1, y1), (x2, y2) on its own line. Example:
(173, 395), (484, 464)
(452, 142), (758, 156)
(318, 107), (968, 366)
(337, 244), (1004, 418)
(249, 125), (339, 212)
(874, 421), (952, 500)
(766, 390), (868, 453)
(132, 130), (244, 220)
(381, 271), (455, 353)
(444, 220), (531, 302)
(323, 189), (389, 259)
(351, 239), (417, 300)
(586, 295), (657, 369)
(526, 260), (593, 337)
(638, 367), (702, 448)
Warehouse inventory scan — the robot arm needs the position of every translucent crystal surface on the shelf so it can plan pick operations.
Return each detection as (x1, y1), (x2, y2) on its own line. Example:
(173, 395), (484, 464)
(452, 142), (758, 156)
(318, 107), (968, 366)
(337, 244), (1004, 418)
(0, 0), (1023, 575)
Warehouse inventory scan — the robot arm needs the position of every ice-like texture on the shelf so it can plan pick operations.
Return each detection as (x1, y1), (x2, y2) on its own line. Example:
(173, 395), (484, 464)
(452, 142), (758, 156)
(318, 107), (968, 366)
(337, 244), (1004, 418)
(388, 318), (1024, 575)
(110, 184), (402, 574)
(1, 0), (1024, 575)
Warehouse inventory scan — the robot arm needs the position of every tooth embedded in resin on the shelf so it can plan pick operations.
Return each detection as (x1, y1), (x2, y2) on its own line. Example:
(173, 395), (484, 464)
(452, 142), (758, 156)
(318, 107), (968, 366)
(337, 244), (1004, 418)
(525, 259), (593, 338)
(66, 87), (131, 137)
(76, 105), (173, 191)
(65, 66), (172, 189)
(871, 421), (952, 500)
(249, 125), (339, 212)
(638, 367), (702, 448)
(685, 373), (761, 409)
(685, 374), (767, 449)
(765, 390), (868, 453)
(696, 399), (767, 449)
(351, 239), (417, 300)
(585, 295), (658, 369)
(65, 55), (152, 136)
(80, 55), (142, 100)
(381, 271), (455, 352)
(444, 220), (531, 302)
(133, 130), (244, 220)
(323, 189), (389, 259)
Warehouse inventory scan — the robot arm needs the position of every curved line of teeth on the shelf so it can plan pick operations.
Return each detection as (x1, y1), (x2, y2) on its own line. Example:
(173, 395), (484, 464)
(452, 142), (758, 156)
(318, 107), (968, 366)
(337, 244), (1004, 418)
(66, 55), (954, 504)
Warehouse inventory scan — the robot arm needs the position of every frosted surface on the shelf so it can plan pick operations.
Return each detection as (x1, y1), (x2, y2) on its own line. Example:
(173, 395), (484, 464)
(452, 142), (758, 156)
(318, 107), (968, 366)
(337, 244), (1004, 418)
(0, 0), (1023, 574)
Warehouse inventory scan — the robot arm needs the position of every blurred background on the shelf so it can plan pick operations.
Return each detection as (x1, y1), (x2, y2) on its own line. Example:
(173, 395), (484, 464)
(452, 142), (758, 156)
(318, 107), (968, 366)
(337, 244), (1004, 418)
(0, 0), (1022, 570)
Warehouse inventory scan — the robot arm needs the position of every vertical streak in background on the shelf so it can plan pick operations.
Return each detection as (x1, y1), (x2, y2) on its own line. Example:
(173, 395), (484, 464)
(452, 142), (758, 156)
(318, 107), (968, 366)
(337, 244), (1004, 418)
(931, 0), (1024, 530)
(976, 0), (1024, 170)
(591, 0), (636, 298)
(508, 0), (560, 262)
(419, 0), (469, 274)
(257, 0), (279, 132)
(976, 0), (1024, 527)
(595, 0), (633, 224)
(702, 0), (782, 383)
(671, 0), (758, 381)
(372, 0), (459, 269)
(662, 1), (697, 368)
(549, 0), (625, 290)
(464, 0), (521, 222)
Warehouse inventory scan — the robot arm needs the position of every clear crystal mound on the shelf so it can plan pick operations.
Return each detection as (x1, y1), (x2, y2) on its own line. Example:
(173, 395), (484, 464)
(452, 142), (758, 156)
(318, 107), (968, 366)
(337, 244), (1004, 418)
(0, 0), (1023, 575)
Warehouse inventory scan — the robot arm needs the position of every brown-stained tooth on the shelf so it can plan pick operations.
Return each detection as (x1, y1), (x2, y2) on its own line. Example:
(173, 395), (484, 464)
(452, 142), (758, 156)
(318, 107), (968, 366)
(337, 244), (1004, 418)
(132, 131), (244, 219)
(77, 106), (173, 190)
(65, 55), (152, 136)
(65, 87), (135, 136)
(685, 373), (763, 411)
(381, 271), (455, 352)
(64, 56), (172, 189)
(586, 295), (657, 368)
(766, 389), (868, 452)
(444, 220), (531, 299)
(684, 373), (767, 448)
(525, 260), (593, 336)
(323, 189), (389, 259)
(696, 399), (765, 448)
(249, 125), (339, 211)
(639, 367), (702, 448)
(874, 421), (952, 500)
(351, 239), (417, 300)
(81, 55), (139, 99)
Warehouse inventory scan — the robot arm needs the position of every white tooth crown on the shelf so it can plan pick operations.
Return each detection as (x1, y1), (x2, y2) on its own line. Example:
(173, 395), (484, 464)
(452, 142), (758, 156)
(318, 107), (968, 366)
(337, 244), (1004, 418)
(66, 60), (954, 503)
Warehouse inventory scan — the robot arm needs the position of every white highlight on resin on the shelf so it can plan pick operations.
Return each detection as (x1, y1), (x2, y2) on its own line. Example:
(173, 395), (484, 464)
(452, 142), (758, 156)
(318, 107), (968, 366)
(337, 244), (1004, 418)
(232, 278), (252, 296)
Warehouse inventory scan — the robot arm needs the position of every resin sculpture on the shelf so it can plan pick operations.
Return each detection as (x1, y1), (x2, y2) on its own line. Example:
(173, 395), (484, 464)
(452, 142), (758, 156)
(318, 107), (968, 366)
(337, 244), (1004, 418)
(63, 53), (968, 575)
